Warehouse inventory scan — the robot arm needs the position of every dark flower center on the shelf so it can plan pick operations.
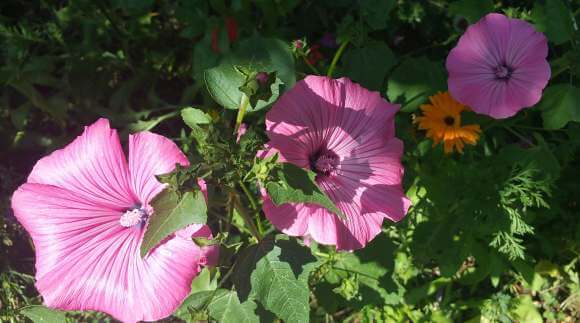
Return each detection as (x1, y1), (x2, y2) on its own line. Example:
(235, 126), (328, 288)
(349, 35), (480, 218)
(444, 116), (455, 126)
(310, 149), (339, 177)
(494, 64), (513, 80)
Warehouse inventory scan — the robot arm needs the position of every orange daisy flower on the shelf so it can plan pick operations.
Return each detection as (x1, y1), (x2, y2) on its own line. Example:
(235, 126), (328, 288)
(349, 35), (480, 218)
(415, 91), (481, 154)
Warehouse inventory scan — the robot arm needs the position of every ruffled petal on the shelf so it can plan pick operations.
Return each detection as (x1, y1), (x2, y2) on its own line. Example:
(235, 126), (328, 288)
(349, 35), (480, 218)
(27, 118), (134, 210)
(12, 183), (217, 323)
(128, 131), (190, 204)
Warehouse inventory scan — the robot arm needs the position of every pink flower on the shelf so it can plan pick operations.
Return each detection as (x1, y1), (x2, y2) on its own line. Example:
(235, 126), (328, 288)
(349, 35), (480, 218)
(11, 119), (218, 322)
(446, 13), (551, 119)
(260, 76), (411, 251)
(236, 123), (248, 143)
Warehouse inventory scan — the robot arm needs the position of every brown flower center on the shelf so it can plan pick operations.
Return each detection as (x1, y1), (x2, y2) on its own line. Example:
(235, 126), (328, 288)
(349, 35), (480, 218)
(444, 116), (455, 126)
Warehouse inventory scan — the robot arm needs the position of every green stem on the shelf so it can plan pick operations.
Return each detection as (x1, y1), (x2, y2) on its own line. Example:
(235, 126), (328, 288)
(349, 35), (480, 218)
(238, 180), (264, 235)
(234, 94), (250, 136)
(233, 193), (262, 241)
(239, 181), (258, 210)
(503, 126), (535, 146)
(326, 39), (350, 78)
(303, 56), (321, 75)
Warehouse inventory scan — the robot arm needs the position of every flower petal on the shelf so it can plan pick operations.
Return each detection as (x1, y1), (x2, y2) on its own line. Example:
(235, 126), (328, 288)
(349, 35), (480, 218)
(447, 13), (550, 119)
(261, 190), (310, 237)
(12, 183), (216, 322)
(27, 118), (134, 210)
(128, 131), (189, 204)
(306, 207), (385, 252)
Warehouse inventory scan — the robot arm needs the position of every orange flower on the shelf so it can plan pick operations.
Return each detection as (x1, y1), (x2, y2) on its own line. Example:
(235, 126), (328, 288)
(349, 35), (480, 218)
(415, 91), (481, 154)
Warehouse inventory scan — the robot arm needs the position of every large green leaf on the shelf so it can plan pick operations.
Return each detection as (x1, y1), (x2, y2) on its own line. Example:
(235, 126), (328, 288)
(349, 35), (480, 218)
(141, 189), (207, 257)
(342, 41), (395, 91)
(538, 84), (580, 129)
(208, 290), (260, 323)
(266, 163), (345, 219)
(204, 36), (294, 111)
(448, 0), (494, 23)
(234, 235), (318, 323)
(20, 306), (66, 323)
(387, 56), (446, 112)
(531, 0), (574, 45)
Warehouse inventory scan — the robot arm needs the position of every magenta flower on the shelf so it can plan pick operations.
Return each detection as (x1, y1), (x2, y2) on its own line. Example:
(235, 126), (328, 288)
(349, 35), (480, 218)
(11, 119), (218, 322)
(446, 13), (551, 119)
(260, 76), (411, 251)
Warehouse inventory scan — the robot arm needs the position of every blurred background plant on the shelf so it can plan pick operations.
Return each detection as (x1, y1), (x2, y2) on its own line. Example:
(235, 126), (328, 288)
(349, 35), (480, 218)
(1, 0), (579, 322)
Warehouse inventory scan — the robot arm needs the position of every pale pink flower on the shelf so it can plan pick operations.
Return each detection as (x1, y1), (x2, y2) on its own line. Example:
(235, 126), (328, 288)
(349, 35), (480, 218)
(446, 13), (551, 119)
(236, 123), (248, 143)
(11, 119), (218, 322)
(260, 76), (410, 251)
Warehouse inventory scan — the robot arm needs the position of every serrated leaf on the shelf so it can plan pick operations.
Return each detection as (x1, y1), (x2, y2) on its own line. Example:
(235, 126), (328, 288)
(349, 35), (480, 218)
(538, 84), (580, 129)
(387, 56), (446, 112)
(141, 189), (207, 257)
(266, 163), (345, 219)
(342, 41), (395, 91)
(234, 235), (318, 323)
(173, 268), (218, 320)
(182, 107), (212, 128)
(208, 289), (260, 323)
(204, 36), (294, 111)
(20, 306), (66, 323)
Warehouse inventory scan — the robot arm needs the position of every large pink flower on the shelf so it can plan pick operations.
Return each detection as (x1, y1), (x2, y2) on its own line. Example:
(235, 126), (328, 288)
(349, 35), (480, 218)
(446, 13), (551, 119)
(11, 119), (218, 322)
(261, 76), (410, 251)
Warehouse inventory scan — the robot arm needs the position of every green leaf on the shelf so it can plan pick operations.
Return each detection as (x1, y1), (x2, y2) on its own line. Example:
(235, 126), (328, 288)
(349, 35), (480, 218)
(192, 34), (220, 82)
(387, 56), (446, 112)
(182, 107), (212, 129)
(266, 163), (345, 219)
(360, 0), (395, 30)
(405, 277), (453, 305)
(204, 36), (294, 111)
(538, 84), (580, 129)
(20, 306), (66, 323)
(234, 235), (318, 323)
(511, 295), (543, 323)
(448, 0), (494, 23)
(342, 41), (395, 91)
(173, 268), (219, 320)
(208, 289), (260, 323)
(512, 259), (545, 292)
(127, 111), (180, 133)
(141, 189), (207, 257)
(531, 0), (574, 45)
